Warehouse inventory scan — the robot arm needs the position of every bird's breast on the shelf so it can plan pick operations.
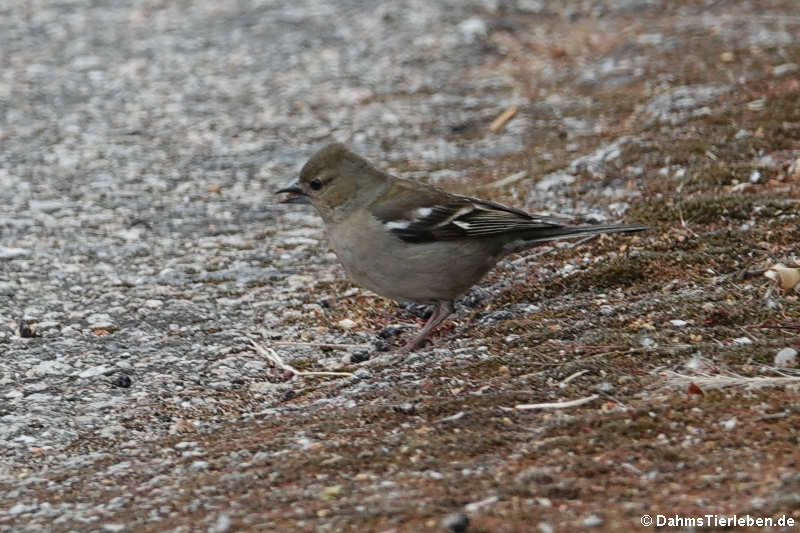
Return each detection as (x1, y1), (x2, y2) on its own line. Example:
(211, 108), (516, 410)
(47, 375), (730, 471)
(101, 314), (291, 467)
(326, 211), (500, 303)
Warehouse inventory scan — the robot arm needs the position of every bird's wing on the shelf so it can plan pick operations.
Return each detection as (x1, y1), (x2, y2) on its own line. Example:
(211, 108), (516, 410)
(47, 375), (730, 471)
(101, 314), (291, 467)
(370, 180), (565, 243)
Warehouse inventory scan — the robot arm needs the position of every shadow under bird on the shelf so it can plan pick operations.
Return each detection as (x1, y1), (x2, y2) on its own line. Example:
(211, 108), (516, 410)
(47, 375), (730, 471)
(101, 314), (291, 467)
(278, 143), (647, 352)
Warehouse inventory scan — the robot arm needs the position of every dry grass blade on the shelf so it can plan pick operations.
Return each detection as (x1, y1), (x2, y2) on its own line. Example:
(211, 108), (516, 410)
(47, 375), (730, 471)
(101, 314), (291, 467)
(480, 170), (528, 189)
(661, 369), (800, 390)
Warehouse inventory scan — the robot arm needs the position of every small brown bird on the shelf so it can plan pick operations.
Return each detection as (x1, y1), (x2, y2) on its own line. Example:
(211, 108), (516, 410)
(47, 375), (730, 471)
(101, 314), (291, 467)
(279, 143), (646, 351)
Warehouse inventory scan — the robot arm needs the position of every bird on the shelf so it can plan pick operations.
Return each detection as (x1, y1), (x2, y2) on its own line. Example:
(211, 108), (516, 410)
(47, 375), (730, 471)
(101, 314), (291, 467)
(278, 143), (647, 352)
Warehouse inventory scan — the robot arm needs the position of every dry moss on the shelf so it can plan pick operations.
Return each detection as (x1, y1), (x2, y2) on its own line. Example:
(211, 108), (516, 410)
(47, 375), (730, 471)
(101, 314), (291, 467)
(627, 194), (796, 226)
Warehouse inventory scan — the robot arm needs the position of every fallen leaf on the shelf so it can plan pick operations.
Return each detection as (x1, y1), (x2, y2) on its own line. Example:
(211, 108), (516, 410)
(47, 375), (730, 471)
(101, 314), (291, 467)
(687, 382), (704, 396)
(703, 308), (731, 327)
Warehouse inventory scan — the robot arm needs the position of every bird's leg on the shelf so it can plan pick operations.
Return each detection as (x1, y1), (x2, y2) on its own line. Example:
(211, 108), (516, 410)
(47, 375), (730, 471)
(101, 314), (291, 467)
(400, 300), (454, 352)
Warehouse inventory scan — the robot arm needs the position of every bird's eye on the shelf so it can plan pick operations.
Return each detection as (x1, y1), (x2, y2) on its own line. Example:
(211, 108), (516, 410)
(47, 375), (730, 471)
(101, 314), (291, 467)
(309, 178), (323, 191)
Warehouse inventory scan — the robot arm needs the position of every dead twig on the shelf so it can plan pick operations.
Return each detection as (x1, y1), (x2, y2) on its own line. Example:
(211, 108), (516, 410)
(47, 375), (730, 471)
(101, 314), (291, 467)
(437, 411), (466, 423)
(558, 370), (588, 387)
(489, 106), (518, 133)
(515, 394), (599, 410)
(271, 340), (371, 349)
(249, 340), (353, 378)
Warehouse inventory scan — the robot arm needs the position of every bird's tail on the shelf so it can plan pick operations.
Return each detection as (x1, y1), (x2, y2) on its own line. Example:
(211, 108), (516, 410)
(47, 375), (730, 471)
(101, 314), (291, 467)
(505, 223), (648, 253)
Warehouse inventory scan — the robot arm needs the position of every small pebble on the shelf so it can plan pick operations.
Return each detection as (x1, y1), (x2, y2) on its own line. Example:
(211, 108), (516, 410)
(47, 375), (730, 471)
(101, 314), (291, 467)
(461, 287), (489, 308)
(582, 514), (604, 527)
(353, 368), (372, 379)
(373, 340), (391, 352)
(87, 313), (116, 330)
(280, 390), (296, 402)
(514, 466), (555, 484)
(8, 502), (37, 515)
(458, 17), (487, 42)
(321, 484), (342, 500)
(441, 512), (470, 533)
(0, 247), (30, 259)
(337, 318), (356, 329)
(214, 513), (231, 533)
(393, 402), (416, 415)
(19, 321), (38, 338)
(79, 365), (110, 378)
(349, 351), (371, 363)
(190, 461), (208, 471)
(594, 381), (614, 393)
(402, 302), (432, 319)
(112, 374), (133, 388)
(378, 325), (405, 339)
(775, 348), (797, 367)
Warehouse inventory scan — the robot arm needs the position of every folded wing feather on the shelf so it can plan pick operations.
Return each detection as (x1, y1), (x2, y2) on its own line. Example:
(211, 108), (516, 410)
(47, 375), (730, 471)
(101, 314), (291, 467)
(370, 179), (565, 243)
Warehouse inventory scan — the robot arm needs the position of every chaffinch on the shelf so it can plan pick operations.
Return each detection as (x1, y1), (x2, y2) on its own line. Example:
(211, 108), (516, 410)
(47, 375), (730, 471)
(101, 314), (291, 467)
(278, 143), (647, 351)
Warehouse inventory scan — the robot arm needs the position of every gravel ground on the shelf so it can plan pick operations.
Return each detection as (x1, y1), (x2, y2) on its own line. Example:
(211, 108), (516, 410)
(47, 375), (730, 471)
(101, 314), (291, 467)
(2, 1), (799, 532)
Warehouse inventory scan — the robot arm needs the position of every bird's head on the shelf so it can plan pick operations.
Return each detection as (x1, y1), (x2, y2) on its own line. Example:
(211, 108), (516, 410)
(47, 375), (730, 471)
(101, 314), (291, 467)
(278, 143), (391, 222)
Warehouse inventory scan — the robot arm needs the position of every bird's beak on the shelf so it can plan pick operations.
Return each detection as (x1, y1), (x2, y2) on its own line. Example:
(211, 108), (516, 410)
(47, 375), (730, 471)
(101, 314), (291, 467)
(277, 180), (311, 204)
